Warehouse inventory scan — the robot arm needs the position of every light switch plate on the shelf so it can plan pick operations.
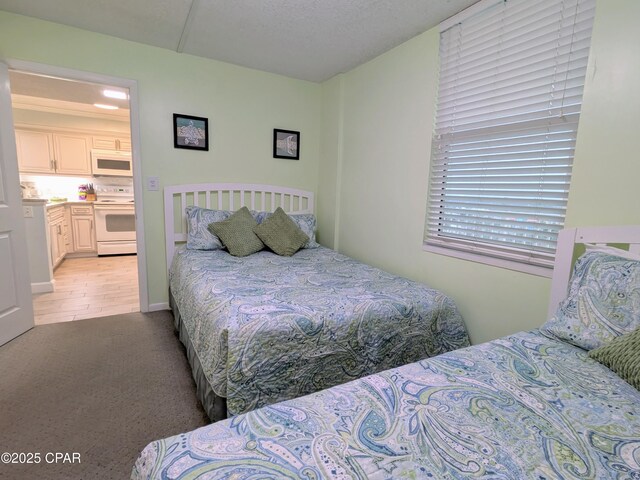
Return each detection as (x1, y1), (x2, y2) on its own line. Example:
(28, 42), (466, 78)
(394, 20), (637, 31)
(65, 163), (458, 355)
(147, 176), (160, 191)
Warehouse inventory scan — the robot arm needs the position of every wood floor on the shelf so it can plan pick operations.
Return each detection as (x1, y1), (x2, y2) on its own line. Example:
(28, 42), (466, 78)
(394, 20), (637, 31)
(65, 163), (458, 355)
(33, 255), (139, 325)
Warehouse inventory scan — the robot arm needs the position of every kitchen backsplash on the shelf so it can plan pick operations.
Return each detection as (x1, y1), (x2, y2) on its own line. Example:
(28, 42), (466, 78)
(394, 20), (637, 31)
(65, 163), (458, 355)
(21, 174), (133, 201)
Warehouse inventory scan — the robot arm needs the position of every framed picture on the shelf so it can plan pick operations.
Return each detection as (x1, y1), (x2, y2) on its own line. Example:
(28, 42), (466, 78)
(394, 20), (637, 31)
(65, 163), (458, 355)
(173, 113), (209, 151)
(273, 129), (300, 160)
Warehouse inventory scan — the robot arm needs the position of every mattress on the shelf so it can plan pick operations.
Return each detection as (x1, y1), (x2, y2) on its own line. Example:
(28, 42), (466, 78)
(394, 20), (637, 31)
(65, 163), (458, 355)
(132, 329), (640, 478)
(169, 246), (469, 417)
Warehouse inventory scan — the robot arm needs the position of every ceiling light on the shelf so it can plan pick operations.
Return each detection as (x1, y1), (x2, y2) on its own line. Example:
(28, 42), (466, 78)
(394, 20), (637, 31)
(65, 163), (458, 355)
(94, 103), (119, 110)
(103, 89), (128, 100)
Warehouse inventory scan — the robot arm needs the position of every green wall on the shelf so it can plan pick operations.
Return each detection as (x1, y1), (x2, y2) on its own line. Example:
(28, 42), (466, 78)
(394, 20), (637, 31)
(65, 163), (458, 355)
(319, 0), (640, 344)
(564, 0), (640, 227)
(316, 75), (343, 249)
(0, 11), (322, 308)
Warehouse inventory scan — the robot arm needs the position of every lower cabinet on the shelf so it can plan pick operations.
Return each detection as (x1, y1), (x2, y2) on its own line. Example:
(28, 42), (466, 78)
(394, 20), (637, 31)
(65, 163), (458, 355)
(64, 206), (72, 251)
(47, 203), (97, 271)
(70, 204), (97, 254)
(47, 205), (67, 270)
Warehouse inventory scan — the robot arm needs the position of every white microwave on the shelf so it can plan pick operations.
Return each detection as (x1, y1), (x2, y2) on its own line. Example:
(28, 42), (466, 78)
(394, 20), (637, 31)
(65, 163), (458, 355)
(91, 149), (133, 176)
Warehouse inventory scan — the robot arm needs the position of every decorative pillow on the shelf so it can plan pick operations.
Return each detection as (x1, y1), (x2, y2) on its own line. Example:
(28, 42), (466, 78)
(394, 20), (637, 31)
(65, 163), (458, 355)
(541, 251), (640, 351)
(255, 211), (319, 248)
(589, 326), (640, 390)
(208, 207), (264, 257)
(253, 207), (309, 256)
(186, 206), (232, 250)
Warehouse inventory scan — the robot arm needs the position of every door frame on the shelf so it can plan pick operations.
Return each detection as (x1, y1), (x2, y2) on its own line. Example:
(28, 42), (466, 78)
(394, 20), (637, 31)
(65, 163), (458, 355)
(6, 59), (149, 312)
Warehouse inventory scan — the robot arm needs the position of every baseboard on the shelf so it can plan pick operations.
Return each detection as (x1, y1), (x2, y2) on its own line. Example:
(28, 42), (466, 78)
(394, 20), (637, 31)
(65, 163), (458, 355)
(148, 302), (170, 312)
(31, 281), (54, 294)
(65, 252), (98, 259)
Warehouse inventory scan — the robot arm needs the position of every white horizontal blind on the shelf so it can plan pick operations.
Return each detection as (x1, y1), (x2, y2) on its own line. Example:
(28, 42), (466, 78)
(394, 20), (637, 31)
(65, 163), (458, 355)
(425, 0), (596, 269)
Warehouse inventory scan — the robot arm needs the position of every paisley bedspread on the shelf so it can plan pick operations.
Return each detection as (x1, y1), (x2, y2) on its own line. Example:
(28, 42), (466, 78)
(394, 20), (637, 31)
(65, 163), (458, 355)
(132, 330), (640, 479)
(168, 246), (469, 416)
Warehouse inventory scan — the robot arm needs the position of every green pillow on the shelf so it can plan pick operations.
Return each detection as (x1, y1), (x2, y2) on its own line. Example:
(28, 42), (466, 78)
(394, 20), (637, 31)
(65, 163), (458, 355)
(253, 207), (309, 256)
(208, 207), (264, 257)
(588, 326), (640, 390)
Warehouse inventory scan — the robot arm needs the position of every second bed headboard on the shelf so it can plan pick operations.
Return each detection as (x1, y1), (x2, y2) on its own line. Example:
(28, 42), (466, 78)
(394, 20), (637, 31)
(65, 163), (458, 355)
(164, 183), (315, 274)
(548, 225), (640, 319)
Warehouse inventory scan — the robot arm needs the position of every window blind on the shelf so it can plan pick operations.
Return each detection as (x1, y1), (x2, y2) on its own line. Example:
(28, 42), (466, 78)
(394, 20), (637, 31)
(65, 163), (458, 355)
(425, 0), (596, 269)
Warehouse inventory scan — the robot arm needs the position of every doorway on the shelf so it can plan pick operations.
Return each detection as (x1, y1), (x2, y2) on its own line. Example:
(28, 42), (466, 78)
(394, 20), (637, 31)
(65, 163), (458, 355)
(5, 62), (147, 328)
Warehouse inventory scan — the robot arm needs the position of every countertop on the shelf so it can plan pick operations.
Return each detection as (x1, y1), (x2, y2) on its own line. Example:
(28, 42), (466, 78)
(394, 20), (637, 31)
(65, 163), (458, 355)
(22, 198), (95, 208)
(21, 198), (48, 205)
(46, 201), (95, 209)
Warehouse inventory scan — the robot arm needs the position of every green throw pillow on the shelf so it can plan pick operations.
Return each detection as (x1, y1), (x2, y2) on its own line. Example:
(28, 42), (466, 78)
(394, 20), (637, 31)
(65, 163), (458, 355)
(253, 207), (309, 256)
(588, 326), (640, 391)
(208, 207), (264, 257)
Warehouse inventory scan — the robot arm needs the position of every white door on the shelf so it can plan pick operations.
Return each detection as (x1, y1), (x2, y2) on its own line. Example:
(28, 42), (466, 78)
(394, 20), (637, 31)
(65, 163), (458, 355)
(0, 62), (35, 346)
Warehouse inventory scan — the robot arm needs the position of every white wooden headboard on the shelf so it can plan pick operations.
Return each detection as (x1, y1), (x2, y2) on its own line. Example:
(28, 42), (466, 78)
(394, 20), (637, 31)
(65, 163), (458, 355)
(164, 183), (315, 274)
(548, 225), (640, 319)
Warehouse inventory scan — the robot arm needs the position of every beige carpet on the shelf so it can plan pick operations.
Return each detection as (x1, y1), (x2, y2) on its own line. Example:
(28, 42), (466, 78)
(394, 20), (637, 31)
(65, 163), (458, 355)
(0, 311), (209, 479)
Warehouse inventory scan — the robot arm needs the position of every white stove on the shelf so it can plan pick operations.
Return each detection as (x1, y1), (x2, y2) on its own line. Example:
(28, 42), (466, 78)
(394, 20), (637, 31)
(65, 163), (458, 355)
(95, 185), (135, 204)
(94, 184), (137, 255)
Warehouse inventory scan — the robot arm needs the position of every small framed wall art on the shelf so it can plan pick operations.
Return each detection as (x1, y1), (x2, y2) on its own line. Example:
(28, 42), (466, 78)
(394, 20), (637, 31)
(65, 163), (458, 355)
(173, 113), (209, 151)
(273, 129), (300, 160)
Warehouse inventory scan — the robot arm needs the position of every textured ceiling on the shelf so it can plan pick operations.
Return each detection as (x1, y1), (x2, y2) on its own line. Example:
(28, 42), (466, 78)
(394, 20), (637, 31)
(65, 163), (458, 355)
(0, 0), (479, 82)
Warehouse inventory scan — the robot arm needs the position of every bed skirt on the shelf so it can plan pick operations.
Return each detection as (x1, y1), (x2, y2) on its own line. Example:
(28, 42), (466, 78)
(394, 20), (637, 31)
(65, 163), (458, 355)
(169, 290), (227, 422)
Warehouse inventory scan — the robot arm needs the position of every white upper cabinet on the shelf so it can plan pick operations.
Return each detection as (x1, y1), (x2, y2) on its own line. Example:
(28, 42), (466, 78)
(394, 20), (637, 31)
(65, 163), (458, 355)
(15, 130), (54, 173)
(54, 134), (91, 175)
(15, 129), (91, 175)
(92, 135), (131, 152)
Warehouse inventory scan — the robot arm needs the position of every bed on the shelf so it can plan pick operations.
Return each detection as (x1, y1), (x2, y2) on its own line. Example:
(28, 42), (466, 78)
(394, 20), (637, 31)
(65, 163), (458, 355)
(134, 225), (640, 479)
(163, 183), (470, 420)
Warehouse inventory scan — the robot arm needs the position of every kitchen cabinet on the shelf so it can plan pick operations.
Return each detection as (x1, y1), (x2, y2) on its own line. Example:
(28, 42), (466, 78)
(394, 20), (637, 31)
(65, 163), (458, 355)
(92, 135), (131, 152)
(15, 129), (91, 175)
(64, 206), (72, 251)
(15, 130), (54, 173)
(54, 134), (91, 175)
(47, 205), (67, 269)
(70, 204), (96, 253)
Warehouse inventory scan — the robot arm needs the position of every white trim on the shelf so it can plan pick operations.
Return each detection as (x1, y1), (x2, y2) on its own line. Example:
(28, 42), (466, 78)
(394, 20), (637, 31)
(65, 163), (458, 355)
(423, 243), (553, 278)
(148, 302), (170, 312)
(5, 59), (149, 313)
(31, 281), (54, 294)
(128, 79), (148, 312)
(164, 183), (315, 276)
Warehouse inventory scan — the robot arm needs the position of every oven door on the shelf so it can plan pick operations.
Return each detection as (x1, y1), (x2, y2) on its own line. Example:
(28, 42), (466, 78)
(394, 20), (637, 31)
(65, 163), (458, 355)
(94, 205), (136, 242)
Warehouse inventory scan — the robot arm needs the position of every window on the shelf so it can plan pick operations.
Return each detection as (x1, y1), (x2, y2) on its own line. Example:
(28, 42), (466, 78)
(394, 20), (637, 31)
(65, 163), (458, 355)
(424, 0), (596, 275)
